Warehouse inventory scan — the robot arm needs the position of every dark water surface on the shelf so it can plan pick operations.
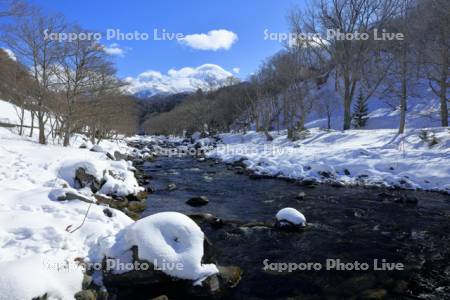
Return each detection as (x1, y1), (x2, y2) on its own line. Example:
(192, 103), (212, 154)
(141, 155), (450, 300)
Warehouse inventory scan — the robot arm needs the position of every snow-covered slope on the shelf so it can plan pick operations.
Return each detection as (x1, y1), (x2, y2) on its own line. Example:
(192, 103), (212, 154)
(250, 76), (447, 131)
(0, 126), (135, 299)
(205, 128), (450, 193)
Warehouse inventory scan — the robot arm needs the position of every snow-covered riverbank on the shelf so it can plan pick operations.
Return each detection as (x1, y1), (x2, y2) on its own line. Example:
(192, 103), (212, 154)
(0, 100), (218, 299)
(200, 128), (450, 193)
(0, 125), (136, 298)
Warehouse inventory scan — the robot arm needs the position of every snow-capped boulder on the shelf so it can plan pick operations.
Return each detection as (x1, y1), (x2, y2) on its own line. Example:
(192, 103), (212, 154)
(58, 159), (143, 197)
(102, 212), (241, 298)
(90, 144), (105, 153)
(108, 212), (219, 282)
(275, 208), (307, 229)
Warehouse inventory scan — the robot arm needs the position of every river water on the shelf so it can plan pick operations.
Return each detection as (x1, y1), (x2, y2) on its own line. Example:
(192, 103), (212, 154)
(140, 155), (450, 299)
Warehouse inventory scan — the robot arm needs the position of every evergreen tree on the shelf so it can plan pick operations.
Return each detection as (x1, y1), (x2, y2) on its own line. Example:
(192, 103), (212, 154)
(352, 92), (369, 128)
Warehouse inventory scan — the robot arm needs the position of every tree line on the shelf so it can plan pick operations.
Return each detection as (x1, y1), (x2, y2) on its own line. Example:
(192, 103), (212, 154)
(143, 0), (449, 138)
(0, 0), (138, 145)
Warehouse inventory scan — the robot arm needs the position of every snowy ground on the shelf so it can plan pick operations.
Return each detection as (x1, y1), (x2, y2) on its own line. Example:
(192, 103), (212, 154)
(0, 100), (215, 299)
(0, 124), (136, 299)
(203, 128), (450, 193)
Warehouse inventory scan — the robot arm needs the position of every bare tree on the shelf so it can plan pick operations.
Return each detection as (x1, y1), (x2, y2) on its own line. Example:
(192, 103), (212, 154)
(2, 9), (66, 144)
(54, 26), (113, 146)
(0, 0), (27, 18)
(0, 48), (34, 135)
(419, 0), (449, 127)
(289, 0), (400, 130)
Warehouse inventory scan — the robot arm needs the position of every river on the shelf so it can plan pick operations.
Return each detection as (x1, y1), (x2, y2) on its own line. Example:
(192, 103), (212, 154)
(138, 154), (450, 299)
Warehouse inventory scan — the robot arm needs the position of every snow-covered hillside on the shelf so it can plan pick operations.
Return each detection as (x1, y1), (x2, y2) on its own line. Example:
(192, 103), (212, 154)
(305, 79), (446, 130)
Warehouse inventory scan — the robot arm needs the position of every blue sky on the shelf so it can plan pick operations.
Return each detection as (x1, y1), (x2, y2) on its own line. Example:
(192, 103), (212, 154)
(31, 0), (301, 81)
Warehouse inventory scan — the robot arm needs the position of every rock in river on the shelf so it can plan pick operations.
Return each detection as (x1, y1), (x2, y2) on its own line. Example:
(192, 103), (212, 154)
(186, 196), (209, 207)
(275, 207), (306, 230)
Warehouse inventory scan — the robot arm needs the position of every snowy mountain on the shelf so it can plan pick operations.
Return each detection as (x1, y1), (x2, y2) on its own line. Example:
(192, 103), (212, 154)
(125, 64), (235, 98)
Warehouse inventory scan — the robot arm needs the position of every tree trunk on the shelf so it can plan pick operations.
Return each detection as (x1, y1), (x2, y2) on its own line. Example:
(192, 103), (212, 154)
(343, 76), (354, 130)
(439, 49), (448, 127)
(343, 95), (352, 130)
(38, 112), (46, 144)
(255, 114), (260, 131)
(29, 111), (34, 137)
(327, 111), (331, 129)
(63, 120), (70, 147)
(90, 126), (96, 145)
(18, 107), (24, 136)
(399, 48), (407, 134)
(399, 76), (407, 134)
(63, 111), (71, 147)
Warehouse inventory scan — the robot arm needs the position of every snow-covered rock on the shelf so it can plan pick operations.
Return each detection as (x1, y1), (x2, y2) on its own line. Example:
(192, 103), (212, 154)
(109, 212), (219, 282)
(90, 144), (105, 153)
(275, 208), (307, 227)
(58, 159), (143, 197)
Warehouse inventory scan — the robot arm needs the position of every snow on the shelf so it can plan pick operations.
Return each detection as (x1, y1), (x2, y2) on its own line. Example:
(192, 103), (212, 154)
(206, 128), (450, 193)
(0, 100), (140, 298)
(0, 253), (83, 300)
(191, 131), (201, 141)
(276, 208), (306, 226)
(90, 144), (105, 153)
(58, 159), (143, 197)
(0, 97), (218, 298)
(1, 48), (17, 61)
(108, 212), (219, 282)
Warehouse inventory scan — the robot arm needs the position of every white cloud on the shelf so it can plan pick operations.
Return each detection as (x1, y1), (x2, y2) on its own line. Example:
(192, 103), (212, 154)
(178, 29), (238, 51)
(232, 67), (240, 74)
(103, 43), (125, 56)
(2, 48), (16, 61)
(125, 64), (234, 96)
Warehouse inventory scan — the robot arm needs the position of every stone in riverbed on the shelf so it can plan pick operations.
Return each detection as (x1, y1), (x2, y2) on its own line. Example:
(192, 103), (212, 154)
(167, 183), (177, 191)
(186, 196), (209, 207)
(103, 243), (240, 299)
(123, 209), (140, 221)
(128, 200), (147, 213)
(188, 213), (224, 228)
(296, 192), (306, 200)
(150, 296), (168, 300)
(125, 190), (148, 202)
(342, 274), (377, 292)
(75, 167), (103, 193)
(114, 150), (130, 161)
(360, 288), (387, 299)
(74, 290), (96, 300)
(146, 185), (156, 193)
(94, 194), (128, 209)
(217, 265), (242, 288)
(275, 207), (306, 230)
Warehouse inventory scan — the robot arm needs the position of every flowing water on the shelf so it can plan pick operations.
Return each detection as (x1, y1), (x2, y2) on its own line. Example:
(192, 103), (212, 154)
(139, 155), (450, 299)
